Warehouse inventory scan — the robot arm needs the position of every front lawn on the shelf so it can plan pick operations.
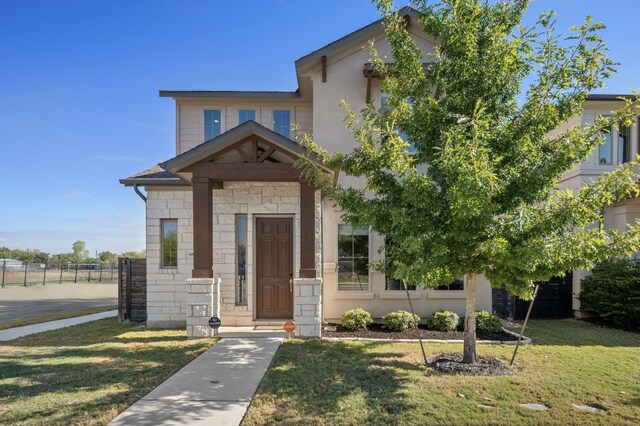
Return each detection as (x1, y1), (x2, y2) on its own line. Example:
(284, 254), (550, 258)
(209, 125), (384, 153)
(0, 318), (216, 425)
(244, 320), (640, 425)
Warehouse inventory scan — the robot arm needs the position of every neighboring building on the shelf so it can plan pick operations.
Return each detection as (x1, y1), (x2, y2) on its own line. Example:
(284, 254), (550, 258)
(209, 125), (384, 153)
(557, 94), (640, 316)
(120, 7), (638, 335)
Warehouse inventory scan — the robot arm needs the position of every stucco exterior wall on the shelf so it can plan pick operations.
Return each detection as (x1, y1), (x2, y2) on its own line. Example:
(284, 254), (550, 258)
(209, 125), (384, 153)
(176, 101), (313, 154)
(320, 197), (492, 322)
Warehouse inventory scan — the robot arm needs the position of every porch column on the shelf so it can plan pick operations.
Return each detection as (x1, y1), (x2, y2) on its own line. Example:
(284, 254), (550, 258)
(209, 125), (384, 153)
(299, 181), (316, 278)
(192, 177), (213, 278)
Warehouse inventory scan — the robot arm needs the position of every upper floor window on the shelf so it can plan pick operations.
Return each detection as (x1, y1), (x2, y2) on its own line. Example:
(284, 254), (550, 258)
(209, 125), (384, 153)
(381, 93), (413, 150)
(273, 110), (291, 138)
(618, 124), (631, 164)
(239, 109), (256, 125)
(598, 130), (612, 164)
(204, 109), (222, 141)
(337, 225), (369, 291)
(161, 219), (178, 268)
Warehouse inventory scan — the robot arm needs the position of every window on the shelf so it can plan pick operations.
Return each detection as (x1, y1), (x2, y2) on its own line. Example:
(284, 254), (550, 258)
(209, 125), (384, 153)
(235, 215), (247, 305)
(386, 277), (417, 291)
(239, 109), (256, 125)
(380, 92), (413, 150)
(383, 238), (416, 291)
(204, 109), (222, 140)
(618, 124), (631, 164)
(435, 279), (464, 291)
(161, 220), (178, 268)
(599, 128), (612, 164)
(337, 225), (369, 291)
(273, 110), (291, 138)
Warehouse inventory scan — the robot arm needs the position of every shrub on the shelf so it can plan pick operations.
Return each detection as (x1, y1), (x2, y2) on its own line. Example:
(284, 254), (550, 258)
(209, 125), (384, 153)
(475, 310), (502, 333)
(383, 310), (420, 331)
(427, 310), (459, 332)
(341, 308), (373, 330)
(579, 258), (640, 329)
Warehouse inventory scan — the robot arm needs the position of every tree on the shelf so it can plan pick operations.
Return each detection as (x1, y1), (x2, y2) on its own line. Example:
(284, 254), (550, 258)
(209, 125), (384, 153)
(98, 251), (118, 265)
(71, 240), (89, 263)
(121, 250), (146, 259)
(299, 0), (640, 364)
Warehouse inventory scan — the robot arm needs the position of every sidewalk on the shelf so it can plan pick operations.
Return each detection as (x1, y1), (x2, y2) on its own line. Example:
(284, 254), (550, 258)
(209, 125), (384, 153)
(109, 337), (283, 426)
(0, 310), (117, 341)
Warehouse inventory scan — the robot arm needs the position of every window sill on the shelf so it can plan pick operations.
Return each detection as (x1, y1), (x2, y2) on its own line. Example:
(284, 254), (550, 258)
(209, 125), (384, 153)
(427, 290), (465, 299)
(380, 292), (420, 300)
(159, 267), (178, 273)
(333, 292), (374, 300)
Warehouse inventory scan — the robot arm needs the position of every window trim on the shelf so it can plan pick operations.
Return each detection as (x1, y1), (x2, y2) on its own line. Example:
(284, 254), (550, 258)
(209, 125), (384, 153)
(336, 224), (371, 292)
(160, 219), (178, 269)
(203, 108), (224, 141)
(617, 122), (631, 164)
(272, 109), (292, 138)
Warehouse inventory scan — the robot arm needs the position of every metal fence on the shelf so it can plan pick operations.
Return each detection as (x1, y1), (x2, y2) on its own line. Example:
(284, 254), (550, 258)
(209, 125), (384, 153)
(0, 261), (117, 287)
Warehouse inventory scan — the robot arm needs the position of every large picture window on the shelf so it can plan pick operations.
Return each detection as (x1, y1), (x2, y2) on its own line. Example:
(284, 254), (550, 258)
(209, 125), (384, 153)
(337, 225), (369, 291)
(204, 109), (222, 140)
(435, 279), (464, 291)
(273, 110), (291, 138)
(161, 219), (178, 268)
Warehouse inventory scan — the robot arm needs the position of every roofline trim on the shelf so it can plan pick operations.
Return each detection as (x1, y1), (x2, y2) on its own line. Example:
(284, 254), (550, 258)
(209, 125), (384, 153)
(585, 94), (636, 101)
(159, 90), (301, 99)
(119, 178), (190, 187)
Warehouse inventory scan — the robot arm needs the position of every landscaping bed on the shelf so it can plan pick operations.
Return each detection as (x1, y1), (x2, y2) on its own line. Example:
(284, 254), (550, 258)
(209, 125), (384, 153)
(323, 322), (519, 341)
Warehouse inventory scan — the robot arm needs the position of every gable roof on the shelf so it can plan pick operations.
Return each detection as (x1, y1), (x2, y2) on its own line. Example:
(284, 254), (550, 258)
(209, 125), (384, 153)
(159, 120), (331, 174)
(295, 6), (420, 72)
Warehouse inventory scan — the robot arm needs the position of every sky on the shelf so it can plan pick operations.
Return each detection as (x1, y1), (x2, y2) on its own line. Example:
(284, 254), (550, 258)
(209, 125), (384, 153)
(1, 0), (639, 256)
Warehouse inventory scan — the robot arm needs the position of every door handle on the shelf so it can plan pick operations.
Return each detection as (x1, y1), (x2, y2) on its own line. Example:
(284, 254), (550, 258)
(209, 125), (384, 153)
(289, 277), (293, 292)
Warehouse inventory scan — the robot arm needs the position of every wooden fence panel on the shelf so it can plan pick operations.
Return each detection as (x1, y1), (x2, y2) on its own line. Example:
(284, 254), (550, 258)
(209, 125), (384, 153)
(118, 258), (147, 322)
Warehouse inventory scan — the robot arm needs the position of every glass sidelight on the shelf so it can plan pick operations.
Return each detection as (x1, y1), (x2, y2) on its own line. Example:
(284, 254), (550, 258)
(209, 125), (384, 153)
(236, 215), (248, 305)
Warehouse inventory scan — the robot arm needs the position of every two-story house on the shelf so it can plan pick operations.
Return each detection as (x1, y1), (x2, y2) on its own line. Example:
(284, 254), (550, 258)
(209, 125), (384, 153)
(120, 7), (638, 336)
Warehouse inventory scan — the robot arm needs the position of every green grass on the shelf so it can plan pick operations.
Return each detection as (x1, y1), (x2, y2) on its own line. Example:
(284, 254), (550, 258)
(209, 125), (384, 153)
(243, 319), (640, 426)
(0, 305), (117, 330)
(0, 318), (216, 425)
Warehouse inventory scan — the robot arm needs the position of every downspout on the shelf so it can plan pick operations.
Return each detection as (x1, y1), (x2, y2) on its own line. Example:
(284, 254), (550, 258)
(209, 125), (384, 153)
(133, 184), (147, 203)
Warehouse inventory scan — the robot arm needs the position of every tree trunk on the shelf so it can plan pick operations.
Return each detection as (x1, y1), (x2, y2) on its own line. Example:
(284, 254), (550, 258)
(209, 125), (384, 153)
(463, 270), (478, 364)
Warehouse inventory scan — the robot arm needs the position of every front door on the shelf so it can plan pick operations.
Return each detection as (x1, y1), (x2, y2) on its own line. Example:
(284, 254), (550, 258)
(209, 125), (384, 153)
(256, 218), (293, 318)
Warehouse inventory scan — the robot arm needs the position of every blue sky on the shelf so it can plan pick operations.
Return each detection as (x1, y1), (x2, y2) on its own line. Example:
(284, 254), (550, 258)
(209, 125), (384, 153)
(1, 0), (639, 255)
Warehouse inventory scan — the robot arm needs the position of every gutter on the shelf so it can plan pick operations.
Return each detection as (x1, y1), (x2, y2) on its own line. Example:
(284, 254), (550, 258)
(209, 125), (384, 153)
(133, 184), (147, 203)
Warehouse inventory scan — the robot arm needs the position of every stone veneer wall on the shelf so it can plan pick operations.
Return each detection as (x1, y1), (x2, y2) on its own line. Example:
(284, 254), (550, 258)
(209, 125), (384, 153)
(145, 182), (304, 328)
(211, 181), (301, 326)
(146, 188), (193, 328)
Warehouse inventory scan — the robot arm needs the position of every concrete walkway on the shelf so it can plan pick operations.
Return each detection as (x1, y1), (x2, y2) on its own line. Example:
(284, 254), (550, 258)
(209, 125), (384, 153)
(109, 337), (283, 426)
(0, 310), (117, 341)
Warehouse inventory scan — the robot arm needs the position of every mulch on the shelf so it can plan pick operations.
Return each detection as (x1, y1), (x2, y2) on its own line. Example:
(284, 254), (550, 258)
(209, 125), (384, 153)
(323, 323), (518, 341)
(429, 352), (513, 376)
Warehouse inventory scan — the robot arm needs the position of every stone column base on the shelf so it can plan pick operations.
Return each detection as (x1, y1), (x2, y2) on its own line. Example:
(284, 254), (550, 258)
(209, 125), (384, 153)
(186, 277), (221, 338)
(293, 278), (322, 337)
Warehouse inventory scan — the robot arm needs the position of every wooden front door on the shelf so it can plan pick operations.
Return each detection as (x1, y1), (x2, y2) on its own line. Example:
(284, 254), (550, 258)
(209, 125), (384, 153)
(256, 218), (293, 318)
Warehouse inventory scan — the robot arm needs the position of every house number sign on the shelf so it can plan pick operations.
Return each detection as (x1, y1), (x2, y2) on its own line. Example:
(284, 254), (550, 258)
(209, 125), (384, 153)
(208, 316), (221, 329)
